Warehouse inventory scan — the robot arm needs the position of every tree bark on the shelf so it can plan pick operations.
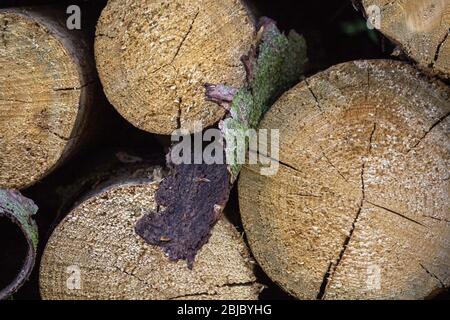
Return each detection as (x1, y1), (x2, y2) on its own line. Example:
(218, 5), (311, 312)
(239, 59), (450, 300)
(360, 0), (450, 79)
(94, 0), (256, 134)
(40, 170), (260, 300)
(0, 7), (100, 189)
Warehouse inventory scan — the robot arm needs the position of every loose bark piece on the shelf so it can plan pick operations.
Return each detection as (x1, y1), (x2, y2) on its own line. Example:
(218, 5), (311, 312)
(360, 0), (450, 78)
(136, 158), (231, 267)
(95, 0), (255, 134)
(40, 174), (260, 300)
(136, 18), (307, 266)
(0, 8), (98, 189)
(239, 60), (450, 300)
(0, 189), (38, 300)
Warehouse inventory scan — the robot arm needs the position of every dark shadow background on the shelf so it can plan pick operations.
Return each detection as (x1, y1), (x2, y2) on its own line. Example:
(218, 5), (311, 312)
(0, 0), (448, 300)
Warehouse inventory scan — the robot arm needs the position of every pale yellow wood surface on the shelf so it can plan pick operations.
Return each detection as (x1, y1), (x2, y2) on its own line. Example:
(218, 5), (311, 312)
(239, 60), (450, 299)
(40, 176), (260, 300)
(95, 0), (255, 134)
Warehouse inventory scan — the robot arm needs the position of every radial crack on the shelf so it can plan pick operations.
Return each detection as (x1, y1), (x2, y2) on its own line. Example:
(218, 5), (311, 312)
(53, 81), (95, 92)
(319, 150), (349, 183)
(317, 198), (364, 300)
(419, 263), (445, 288)
(317, 123), (376, 299)
(409, 111), (450, 151)
(168, 281), (257, 300)
(422, 215), (450, 224)
(366, 201), (426, 227)
(278, 160), (300, 173)
(148, 10), (199, 75)
(433, 30), (449, 65)
(304, 79), (322, 111)
(172, 10), (199, 63)
(47, 129), (70, 141)
(113, 265), (154, 289)
(176, 98), (182, 129)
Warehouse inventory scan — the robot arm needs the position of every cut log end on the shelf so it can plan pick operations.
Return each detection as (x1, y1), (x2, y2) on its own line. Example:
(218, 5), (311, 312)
(0, 9), (95, 189)
(362, 0), (450, 79)
(40, 175), (260, 300)
(239, 60), (450, 300)
(95, 0), (255, 135)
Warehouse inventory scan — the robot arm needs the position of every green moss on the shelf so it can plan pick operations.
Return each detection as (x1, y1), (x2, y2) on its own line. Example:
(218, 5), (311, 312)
(223, 23), (308, 180)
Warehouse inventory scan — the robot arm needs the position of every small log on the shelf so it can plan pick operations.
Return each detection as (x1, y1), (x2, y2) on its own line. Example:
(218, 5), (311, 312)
(40, 171), (260, 300)
(95, 0), (255, 134)
(360, 0), (450, 79)
(239, 60), (450, 300)
(0, 7), (98, 189)
(0, 189), (38, 300)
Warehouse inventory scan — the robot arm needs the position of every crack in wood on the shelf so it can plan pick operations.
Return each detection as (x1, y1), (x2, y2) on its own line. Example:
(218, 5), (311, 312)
(419, 263), (446, 288)
(317, 123), (376, 299)
(317, 166), (365, 300)
(366, 200), (426, 227)
(96, 33), (115, 40)
(176, 98), (182, 129)
(422, 215), (450, 224)
(168, 281), (257, 300)
(113, 265), (160, 292)
(278, 159), (300, 174)
(171, 10), (200, 64)
(432, 29), (449, 66)
(408, 111), (450, 152)
(318, 147), (350, 184)
(304, 79), (323, 111)
(52, 81), (95, 92)
(149, 9), (200, 75)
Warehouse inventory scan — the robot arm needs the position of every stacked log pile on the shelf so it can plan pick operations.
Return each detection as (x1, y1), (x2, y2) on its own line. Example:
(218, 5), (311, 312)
(0, 0), (449, 300)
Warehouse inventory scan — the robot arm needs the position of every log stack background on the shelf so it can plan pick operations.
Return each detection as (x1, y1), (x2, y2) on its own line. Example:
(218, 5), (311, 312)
(0, 0), (449, 300)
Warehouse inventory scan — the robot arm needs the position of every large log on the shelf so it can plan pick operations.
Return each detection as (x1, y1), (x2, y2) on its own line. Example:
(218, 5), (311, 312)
(239, 60), (450, 300)
(0, 7), (98, 189)
(360, 0), (450, 79)
(95, 0), (255, 134)
(40, 171), (260, 300)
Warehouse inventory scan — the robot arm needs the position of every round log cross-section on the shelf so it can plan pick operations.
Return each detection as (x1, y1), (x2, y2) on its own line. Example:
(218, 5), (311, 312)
(95, 0), (255, 134)
(239, 60), (450, 300)
(40, 175), (260, 300)
(0, 8), (97, 189)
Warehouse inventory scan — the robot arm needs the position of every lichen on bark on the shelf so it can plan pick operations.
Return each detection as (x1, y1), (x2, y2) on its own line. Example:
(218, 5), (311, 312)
(217, 18), (307, 180)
